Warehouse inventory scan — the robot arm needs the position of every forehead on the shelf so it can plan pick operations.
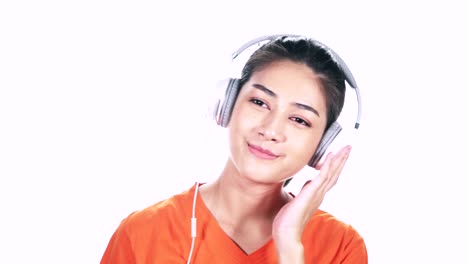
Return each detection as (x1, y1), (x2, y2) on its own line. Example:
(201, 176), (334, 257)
(245, 60), (327, 112)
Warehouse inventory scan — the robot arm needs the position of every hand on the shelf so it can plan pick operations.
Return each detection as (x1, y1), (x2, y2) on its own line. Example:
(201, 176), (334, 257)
(272, 146), (352, 263)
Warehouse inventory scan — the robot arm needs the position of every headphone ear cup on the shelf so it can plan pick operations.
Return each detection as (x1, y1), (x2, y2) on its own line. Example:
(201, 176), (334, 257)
(216, 78), (241, 127)
(309, 121), (342, 167)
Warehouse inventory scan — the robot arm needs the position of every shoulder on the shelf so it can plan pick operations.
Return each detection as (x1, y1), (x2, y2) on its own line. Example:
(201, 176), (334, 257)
(122, 184), (195, 231)
(109, 184), (197, 247)
(303, 209), (368, 263)
(306, 209), (361, 234)
(100, 184), (197, 263)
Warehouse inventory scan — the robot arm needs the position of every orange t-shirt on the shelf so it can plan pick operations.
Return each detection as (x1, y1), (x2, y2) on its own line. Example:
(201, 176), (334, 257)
(101, 183), (367, 263)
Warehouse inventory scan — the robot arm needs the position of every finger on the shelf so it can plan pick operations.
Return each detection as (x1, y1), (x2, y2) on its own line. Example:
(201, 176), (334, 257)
(327, 146), (350, 176)
(313, 146), (348, 195)
(314, 143), (351, 170)
(326, 147), (351, 190)
(297, 147), (351, 213)
(299, 147), (349, 201)
(299, 153), (334, 199)
(317, 147), (347, 187)
(300, 152), (334, 198)
(314, 159), (324, 170)
(325, 146), (350, 175)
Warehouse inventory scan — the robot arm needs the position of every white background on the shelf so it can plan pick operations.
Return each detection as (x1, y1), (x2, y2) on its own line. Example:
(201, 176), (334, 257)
(1, 1), (467, 263)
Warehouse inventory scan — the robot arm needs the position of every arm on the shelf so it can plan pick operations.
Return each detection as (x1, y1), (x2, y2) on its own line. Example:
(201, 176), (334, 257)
(275, 239), (305, 264)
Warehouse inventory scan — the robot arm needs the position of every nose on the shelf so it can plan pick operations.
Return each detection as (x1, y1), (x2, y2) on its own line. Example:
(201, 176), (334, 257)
(258, 112), (286, 142)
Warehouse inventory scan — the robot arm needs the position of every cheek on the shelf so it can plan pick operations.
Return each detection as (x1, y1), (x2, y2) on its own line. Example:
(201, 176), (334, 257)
(230, 102), (260, 132)
(290, 133), (322, 162)
(227, 106), (254, 153)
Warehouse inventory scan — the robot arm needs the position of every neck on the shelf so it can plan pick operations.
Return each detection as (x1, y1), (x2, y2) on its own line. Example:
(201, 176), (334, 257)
(200, 159), (291, 226)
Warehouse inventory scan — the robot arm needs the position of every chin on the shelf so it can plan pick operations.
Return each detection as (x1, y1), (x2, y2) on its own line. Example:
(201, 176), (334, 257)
(235, 159), (289, 184)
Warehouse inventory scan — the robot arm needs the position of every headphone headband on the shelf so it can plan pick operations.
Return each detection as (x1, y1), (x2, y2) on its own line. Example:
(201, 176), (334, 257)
(232, 34), (362, 129)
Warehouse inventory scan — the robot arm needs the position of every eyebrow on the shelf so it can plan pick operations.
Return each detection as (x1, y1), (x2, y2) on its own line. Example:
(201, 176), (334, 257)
(252, 83), (320, 117)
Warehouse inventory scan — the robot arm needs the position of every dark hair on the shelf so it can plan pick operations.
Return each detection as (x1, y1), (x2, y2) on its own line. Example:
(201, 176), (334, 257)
(238, 36), (346, 131)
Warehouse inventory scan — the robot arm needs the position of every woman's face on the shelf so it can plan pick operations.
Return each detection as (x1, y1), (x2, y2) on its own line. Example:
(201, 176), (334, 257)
(228, 60), (328, 183)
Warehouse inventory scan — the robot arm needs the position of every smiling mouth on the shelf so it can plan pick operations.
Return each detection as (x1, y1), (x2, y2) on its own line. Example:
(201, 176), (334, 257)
(247, 143), (279, 160)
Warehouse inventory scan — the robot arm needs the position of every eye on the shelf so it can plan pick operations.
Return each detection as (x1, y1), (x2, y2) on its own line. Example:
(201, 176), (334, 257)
(249, 98), (269, 109)
(290, 117), (311, 127)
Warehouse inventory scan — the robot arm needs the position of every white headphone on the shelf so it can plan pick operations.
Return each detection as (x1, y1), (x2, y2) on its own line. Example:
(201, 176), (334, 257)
(186, 183), (199, 264)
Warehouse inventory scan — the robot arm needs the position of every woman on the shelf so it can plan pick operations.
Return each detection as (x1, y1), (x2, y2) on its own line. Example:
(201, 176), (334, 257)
(101, 35), (367, 263)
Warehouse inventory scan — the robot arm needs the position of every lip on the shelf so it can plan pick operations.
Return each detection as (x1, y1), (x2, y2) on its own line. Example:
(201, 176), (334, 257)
(247, 143), (279, 160)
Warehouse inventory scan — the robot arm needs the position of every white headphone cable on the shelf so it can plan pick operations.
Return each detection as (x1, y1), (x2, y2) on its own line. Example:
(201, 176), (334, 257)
(186, 182), (199, 264)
